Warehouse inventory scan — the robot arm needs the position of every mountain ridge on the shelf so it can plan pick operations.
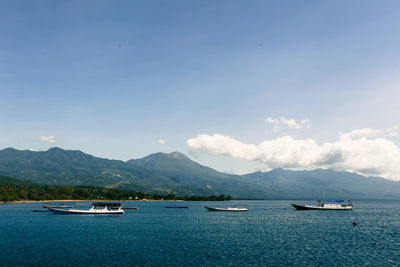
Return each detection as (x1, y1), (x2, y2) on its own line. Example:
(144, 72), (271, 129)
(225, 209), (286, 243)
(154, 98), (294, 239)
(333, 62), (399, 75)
(1, 147), (400, 199)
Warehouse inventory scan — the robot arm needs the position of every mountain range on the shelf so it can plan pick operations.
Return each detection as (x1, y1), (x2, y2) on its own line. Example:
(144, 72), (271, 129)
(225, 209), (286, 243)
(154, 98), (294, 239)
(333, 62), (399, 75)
(1, 147), (400, 199)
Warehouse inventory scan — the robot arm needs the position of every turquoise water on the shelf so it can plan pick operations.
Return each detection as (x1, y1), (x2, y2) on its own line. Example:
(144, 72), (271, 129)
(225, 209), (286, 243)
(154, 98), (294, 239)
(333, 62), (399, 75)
(1, 200), (400, 266)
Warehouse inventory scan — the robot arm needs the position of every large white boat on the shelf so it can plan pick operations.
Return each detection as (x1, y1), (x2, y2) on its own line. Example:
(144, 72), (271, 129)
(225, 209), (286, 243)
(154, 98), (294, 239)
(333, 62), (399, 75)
(204, 204), (247, 212)
(292, 200), (352, 210)
(47, 202), (124, 215)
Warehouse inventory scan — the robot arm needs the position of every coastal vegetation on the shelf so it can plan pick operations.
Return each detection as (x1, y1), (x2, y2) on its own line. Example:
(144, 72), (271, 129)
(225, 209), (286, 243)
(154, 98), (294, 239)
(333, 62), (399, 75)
(0, 175), (231, 202)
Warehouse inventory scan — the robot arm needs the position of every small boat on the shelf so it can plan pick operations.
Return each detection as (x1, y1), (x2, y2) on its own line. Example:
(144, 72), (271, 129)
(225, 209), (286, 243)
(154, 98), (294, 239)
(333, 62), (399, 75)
(47, 202), (124, 215)
(204, 204), (247, 212)
(291, 200), (352, 210)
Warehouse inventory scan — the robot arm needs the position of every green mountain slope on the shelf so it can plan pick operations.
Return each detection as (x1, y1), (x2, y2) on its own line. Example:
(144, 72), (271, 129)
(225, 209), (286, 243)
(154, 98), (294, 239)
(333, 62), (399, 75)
(0, 174), (33, 186)
(1, 147), (400, 199)
(128, 151), (265, 197)
(244, 168), (400, 199)
(0, 148), (262, 198)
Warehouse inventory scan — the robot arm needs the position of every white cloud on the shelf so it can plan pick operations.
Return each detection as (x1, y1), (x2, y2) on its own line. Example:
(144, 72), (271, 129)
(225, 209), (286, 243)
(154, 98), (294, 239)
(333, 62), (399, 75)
(265, 117), (310, 132)
(153, 139), (166, 145)
(341, 128), (382, 140)
(38, 136), (56, 144)
(265, 117), (280, 133)
(341, 127), (399, 139)
(386, 126), (399, 137)
(281, 117), (311, 129)
(187, 129), (400, 180)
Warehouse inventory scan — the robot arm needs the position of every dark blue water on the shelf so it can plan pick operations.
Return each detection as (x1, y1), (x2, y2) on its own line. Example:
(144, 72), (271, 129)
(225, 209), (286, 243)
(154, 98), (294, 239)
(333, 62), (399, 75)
(1, 200), (400, 266)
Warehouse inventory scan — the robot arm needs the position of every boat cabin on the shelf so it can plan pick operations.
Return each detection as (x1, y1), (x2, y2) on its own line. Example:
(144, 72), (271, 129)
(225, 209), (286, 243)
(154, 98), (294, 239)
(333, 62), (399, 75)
(91, 202), (123, 210)
(319, 200), (351, 208)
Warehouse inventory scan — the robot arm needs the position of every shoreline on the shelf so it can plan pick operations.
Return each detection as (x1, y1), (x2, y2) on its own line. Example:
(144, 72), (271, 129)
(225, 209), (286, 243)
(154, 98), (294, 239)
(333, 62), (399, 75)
(0, 199), (186, 204)
(1, 200), (83, 204)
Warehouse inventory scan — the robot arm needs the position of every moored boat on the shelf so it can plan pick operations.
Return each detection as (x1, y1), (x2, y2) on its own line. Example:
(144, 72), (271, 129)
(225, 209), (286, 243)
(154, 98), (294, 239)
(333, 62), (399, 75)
(292, 200), (352, 210)
(204, 204), (247, 212)
(47, 202), (124, 214)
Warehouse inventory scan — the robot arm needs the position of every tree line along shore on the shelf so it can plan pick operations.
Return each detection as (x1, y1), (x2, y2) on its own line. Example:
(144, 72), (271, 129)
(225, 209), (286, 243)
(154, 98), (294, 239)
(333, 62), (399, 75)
(0, 175), (232, 202)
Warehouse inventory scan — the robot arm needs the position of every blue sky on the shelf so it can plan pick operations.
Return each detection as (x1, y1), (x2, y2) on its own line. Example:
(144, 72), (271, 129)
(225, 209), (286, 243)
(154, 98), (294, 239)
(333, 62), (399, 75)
(1, 1), (400, 178)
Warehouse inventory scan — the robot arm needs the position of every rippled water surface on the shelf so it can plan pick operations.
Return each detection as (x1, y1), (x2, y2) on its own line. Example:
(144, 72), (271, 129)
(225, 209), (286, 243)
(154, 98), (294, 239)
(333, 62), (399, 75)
(1, 200), (400, 266)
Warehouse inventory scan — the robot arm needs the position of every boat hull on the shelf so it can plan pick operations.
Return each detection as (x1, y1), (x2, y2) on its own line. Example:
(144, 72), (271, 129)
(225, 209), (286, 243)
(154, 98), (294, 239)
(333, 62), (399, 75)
(291, 204), (352, 210)
(47, 207), (124, 215)
(204, 206), (247, 212)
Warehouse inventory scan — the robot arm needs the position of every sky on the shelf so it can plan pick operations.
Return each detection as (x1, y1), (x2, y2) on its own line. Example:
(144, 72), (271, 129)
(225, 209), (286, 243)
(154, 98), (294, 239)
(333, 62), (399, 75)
(1, 1), (400, 179)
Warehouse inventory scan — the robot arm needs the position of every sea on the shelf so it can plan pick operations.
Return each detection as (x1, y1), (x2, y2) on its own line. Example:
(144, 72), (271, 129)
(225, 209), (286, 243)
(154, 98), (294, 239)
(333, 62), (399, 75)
(1, 200), (400, 266)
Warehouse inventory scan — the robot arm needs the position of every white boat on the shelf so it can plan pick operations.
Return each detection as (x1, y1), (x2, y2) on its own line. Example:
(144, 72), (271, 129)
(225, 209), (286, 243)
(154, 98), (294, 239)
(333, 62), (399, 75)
(204, 204), (247, 212)
(47, 202), (124, 215)
(292, 200), (352, 210)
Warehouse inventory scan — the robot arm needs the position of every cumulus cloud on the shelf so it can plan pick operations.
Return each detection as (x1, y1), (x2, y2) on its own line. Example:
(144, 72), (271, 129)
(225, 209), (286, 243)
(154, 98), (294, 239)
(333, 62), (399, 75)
(265, 117), (310, 132)
(386, 126), (399, 137)
(341, 128), (382, 140)
(281, 117), (311, 129)
(187, 129), (400, 180)
(341, 127), (400, 139)
(153, 139), (166, 145)
(38, 136), (56, 143)
(265, 117), (280, 132)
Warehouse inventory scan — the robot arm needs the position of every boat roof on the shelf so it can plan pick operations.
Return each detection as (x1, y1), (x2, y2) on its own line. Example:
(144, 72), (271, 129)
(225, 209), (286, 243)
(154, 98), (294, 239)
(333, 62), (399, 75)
(325, 200), (344, 203)
(92, 202), (122, 207)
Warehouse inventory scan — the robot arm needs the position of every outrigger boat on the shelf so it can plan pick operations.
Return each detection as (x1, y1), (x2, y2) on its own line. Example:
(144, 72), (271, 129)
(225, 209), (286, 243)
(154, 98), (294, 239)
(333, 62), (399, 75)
(204, 204), (247, 212)
(291, 200), (352, 210)
(47, 202), (124, 215)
